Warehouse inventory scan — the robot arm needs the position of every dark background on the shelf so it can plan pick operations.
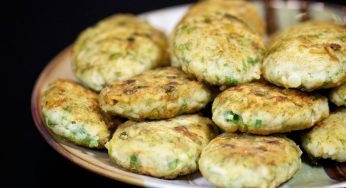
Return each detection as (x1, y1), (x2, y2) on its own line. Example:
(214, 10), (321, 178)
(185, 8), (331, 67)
(6, 0), (345, 187)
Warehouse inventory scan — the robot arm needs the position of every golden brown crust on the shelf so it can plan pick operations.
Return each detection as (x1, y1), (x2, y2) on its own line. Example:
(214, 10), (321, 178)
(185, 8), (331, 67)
(181, 0), (265, 36)
(199, 133), (302, 188)
(99, 67), (211, 120)
(107, 114), (218, 179)
(301, 108), (346, 162)
(72, 14), (169, 91)
(212, 82), (329, 134)
(263, 21), (346, 91)
(329, 83), (346, 106)
(41, 79), (117, 148)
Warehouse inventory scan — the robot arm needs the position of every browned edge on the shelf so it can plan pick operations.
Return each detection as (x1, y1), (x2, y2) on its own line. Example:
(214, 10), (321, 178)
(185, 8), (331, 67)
(30, 46), (149, 188)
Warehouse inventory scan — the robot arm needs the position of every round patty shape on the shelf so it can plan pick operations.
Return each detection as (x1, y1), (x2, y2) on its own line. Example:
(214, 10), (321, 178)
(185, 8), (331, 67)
(329, 83), (346, 106)
(72, 14), (168, 91)
(263, 21), (346, 91)
(180, 0), (265, 36)
(99, 67), (211, 120)
(199, 133), (302, 188)
(170, 4), (264, 86)
(41, 80), (116, 148)
(212, 82), (329, 135)
(106, 114), (218, 179)
(301, 108), (346, 162)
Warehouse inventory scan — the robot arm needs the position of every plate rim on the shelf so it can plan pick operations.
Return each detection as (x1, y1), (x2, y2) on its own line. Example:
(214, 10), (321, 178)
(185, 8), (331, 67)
(31, 46), (148, 187)
(31, 46), (207, 188)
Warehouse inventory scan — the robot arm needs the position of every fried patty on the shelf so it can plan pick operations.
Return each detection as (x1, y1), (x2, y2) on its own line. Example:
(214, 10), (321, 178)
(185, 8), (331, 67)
(212, 82), (329, 134)
(199, 133), (302, 188)
(106, 114), (218, 179)
(72, 14), (169, 91)
(180, 0), (265, 36)
(263, 21), (346, 91)
(170, 0), (264, 86)
(301, 108), (346, 162)
(329, 83), (346, 106)
(99, 67), (211, 120)
(41, 80), (117, 148)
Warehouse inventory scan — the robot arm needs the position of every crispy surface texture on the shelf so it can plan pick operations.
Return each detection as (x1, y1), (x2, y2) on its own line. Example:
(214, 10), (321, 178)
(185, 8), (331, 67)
(41, 80), (116, 148)
(199, 133), (302, 188)
(263, 21), (346, 91)
(329, 83), (346, 106)
(301, 108), (346, 162)
(106, 114), (218, 179)
(72, 14), (169, 91)
(212, 82), (329, 134)
(181, 0), (265, 36)
(170, 0), (264, 86)
(99, 67), (211, 120)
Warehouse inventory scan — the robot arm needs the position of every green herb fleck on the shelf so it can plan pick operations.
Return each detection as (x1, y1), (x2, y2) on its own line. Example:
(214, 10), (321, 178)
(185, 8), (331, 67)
(239, 37), (245, 46)
(259, 48), (265, 56)
(203, 14), (212, 20)
(62, 106), (71, 112)
(130, 154), (140, 171)
(145, 98), (154, 107)
(255, 119), (262, 128)
(46, 118), (54, 127)
(177, 43), (191, 54)
(242, 60), (248, 72)
(61, 115), (68, 121)
(119, 132), (128, 140)
(225, 77), (238, 85)
(344, 99), (346, 105)
(181, 25), (197, 34)
(127, 36), (135, 42)
(180, 99), (188, 113)
(224, 111), (242, 123)
(247, 57), (260, 65)
(335, 70), (342, 77)
(242, 124), (249, 132)
(182, 58), (190, 65)
(342, 60), (346, 64)
(168, 159), (179, 170)
(109, 52), (121, 60)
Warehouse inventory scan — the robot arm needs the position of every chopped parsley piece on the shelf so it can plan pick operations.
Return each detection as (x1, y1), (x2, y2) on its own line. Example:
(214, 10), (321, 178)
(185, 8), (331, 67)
(225, 77), (238, 85)
(145, 98), (154, 107)
(119, 132), (128, 140)
(109, 52), (121, 60)
(224, 111), (242, 123)
(255, 119), (262, 128)
(247, 57), (260, 65)
(203, 14), (212, 20)
(168, 159), (179, 170)
(344, 99), (346, 105)
(242, 60), (248, 72)
(239, 37), (245, 46)
(180, 25), (197, 34)
(180, 99), (188, 112)
(127, 36), (135, 42)
(177, 43), (191, 54)
(335, 70), (342, 77)
(130, 154), (140, 171)
(62, 106), (71, 112)
(45, 118), (54, 127)
(259, 48), (265, 56)
(342, 60), (346, 64)
(242, 124), (249, 132)
(182, 58), (190, 65)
